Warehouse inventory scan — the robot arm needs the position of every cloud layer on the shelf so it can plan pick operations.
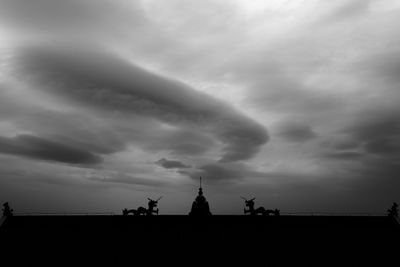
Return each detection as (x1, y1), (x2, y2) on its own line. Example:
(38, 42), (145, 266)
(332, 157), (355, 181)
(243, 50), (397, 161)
(157, 158), (190, 169)
(8, 44), (268, 163)
(0, 134), (102, 164)
(1, 0), (400, 214)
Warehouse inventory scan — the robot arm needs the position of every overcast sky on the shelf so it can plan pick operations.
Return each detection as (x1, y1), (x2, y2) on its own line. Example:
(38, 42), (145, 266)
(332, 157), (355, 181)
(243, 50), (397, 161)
(0, 0), (399, 214)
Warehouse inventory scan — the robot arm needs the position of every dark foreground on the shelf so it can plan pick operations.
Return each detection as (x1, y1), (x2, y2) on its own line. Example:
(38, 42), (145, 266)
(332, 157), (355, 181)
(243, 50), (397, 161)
(1, 215), (399, 263)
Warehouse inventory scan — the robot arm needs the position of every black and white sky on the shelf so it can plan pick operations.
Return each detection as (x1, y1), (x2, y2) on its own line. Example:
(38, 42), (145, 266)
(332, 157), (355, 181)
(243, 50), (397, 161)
(0, 0), (399, 214)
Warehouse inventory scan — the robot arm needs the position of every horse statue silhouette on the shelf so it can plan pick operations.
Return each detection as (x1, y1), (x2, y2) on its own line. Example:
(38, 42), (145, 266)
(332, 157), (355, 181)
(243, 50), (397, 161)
(122, 207), (146, 216)
(241, 197), (280, 216)
(2, 202), (14, 217)
(122, 197), (162, 216)
(387, 202), (398, 218)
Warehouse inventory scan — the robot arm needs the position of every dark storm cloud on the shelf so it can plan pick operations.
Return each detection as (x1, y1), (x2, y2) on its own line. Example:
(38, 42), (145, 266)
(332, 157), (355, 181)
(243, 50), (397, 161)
(180, 162), (247, 182)
(19, 110), (126, 155)
(156, 158), (190, 169)
(89, 173), (167, 187)
(352, 158), (400, 199)
(167, 143), (209, 155)
(11, 45), (268, 162)
(0, 87), (126, 156)
(179, 162), (314, 183)
(344, 109), (400, 155)
(359, 50), (400, 87)
(198, 163), (244, 181)
(142, 128), (214, 156)
(233, 59), (343, 114)
(0, 134), (102, 165)
(247, 83), (339, 113)
(275, 121), (317, 142)
(321, 151), (362, 160)
(329, 139), (360, 151)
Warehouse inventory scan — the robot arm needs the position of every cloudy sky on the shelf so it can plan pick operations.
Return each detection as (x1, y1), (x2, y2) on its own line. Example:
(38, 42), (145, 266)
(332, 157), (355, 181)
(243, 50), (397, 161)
(0, 0), (399, 214)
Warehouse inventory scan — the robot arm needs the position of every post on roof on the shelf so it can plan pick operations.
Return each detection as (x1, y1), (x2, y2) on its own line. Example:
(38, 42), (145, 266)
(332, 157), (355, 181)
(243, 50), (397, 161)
(200, 176), (202, 189)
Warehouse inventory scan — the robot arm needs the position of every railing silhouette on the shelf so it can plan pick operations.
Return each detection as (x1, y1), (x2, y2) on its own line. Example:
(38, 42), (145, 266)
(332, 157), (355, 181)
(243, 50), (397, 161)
(10, 212), (387, 216)
(281, 212), (386, 216)
(13, 212), (116, 216)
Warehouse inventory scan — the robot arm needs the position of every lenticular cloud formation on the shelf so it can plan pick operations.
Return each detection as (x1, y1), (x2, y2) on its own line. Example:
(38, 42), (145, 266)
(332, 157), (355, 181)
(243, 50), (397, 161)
(5, 44), (268, 163)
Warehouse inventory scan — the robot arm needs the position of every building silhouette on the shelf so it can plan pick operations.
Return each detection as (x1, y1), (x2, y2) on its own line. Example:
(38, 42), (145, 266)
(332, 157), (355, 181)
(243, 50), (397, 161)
(0, 198), (399, 264)
(189, 177), (212, 216)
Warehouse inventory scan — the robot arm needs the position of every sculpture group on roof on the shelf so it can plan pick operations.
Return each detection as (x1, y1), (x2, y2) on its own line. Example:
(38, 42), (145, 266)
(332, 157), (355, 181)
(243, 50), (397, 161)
(120, 178), (281, 217)
(241, 197), (280, 216)
(1, 180), (398, 219)
(122, 197), (162, 216)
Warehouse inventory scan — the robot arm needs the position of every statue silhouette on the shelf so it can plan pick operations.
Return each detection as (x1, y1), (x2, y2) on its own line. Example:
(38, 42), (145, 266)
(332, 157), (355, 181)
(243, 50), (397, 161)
(241, 197), (280, 216)
(122, 207), (146, 216)
(146, 197), (161, 216)
(387, 202), (398, 218)
(122, 197), (162, 216)
(189, 177), (212, 216)
(2, 202), (13, 217)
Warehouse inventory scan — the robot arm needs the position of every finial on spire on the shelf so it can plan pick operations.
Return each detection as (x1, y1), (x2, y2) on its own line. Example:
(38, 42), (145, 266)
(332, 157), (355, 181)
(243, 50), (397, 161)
(189, 177), (212, 216)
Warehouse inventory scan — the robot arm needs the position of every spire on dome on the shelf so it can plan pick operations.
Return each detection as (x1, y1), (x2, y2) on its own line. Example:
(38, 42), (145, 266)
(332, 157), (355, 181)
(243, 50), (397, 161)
(189, 177), (212, 216)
